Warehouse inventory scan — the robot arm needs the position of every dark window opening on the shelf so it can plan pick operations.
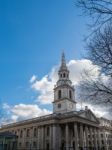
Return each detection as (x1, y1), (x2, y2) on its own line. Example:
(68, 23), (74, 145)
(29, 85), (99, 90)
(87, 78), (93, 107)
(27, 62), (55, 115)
(69, 90), (72, 99)
(26, 142), (29, 147)
(33, 142), (37, 148)
(34, 128), (37, 137)
(73, 141), (75, 148)
(20, 130), (23, 138)
(26, 129), (30, 137)
(58, 90), (61, 99)
(47, 127), (49, 136)
(19, 142), (21, 147)
(46, 143), (49, 150)
(58, 103), (61, 108)
(63, 73), (66, 78)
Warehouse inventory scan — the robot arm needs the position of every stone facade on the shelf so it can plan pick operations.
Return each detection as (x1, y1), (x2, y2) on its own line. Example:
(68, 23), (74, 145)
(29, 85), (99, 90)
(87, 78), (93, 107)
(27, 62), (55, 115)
(0, 53), (112, 150)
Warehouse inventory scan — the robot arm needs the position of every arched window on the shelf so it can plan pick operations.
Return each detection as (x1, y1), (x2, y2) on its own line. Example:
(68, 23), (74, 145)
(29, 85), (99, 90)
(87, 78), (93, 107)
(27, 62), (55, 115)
(69, 90), (72, 99)
(58, 90), (61, 99)
(63, 73), (66, 78)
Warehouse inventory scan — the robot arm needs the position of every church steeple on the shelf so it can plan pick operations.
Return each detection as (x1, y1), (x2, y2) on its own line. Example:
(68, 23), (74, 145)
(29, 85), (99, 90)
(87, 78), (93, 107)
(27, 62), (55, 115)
(58, 52), (70, 81)
(60, 52), (67, 70)
(53, 53), (76, 114)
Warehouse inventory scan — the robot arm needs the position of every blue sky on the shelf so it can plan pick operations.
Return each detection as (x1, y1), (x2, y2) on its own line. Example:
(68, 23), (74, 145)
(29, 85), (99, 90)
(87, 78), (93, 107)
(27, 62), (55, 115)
(0, 0), (93, 121)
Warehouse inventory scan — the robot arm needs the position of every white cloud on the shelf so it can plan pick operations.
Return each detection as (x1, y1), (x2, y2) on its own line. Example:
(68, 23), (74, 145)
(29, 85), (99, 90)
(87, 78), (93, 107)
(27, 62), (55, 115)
(0, 59), (110, 126)
(30, 59), (101, 104)
(30, 75), (37, 83)
(68, 59), (100, 84)
(1, 103), (51, 125)
(30, 58), (111, 119)
(76, 102), (111, 119)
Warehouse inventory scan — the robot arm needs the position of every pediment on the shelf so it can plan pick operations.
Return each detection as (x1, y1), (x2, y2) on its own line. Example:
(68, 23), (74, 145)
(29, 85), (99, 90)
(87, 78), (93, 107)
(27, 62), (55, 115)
(78, 110), (99, 123)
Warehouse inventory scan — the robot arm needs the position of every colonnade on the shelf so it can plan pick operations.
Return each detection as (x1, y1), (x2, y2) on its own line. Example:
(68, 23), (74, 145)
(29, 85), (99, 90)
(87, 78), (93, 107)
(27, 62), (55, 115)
(64, 122), (100, 150)
(16, 122), (108, 150)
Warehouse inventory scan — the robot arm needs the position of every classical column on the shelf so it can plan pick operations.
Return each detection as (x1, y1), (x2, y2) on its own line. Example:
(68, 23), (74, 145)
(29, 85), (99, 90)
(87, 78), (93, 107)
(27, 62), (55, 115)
(74, 123), (78, 150)
(23, 128), (26, 149)
(41, 126), (44, 149)
(85, 126), (89, 149)
(57, 124), (61, 150)
(104, 133), (107, 150)
(52, 124), (57, 150)
(90, 127), (93, 149)
(66, 124), (69, 150)
(79, 124), (84, 149)
(94, 128), (98, 150)
(98, 129), (101, 149)
(37, 126), (40, 149)
(50, 125), (53, 149)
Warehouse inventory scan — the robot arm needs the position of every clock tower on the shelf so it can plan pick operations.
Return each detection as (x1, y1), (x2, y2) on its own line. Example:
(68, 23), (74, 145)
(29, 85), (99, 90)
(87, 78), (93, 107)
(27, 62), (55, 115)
(53, 53), (76, 114)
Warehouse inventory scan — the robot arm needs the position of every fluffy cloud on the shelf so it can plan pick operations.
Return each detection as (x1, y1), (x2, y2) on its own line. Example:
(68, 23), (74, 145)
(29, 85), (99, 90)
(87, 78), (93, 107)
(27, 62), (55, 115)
(1, 103), (51, 125)
(1, 59), (110, 126)
(30, 59), (111, 119)
(31, 59), (101, 104)
(76, 102), (111, 119)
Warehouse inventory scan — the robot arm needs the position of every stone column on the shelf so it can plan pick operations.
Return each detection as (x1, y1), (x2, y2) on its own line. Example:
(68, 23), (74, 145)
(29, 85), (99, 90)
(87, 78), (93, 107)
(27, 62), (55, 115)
(98, 129), (101, 149)
(104, 133), (107, 150)
(57, 125), (61, 150)
(85, 126), (89, 149)
(90, 127), (93, 149)
(52, 124), (57, 150)
(79, 124), (84, 149)
(41, 126), (44, 149)
(37, 126), (40, 149)
(74, 123), (78, 150)
(50, 125), (53, 149)
(65, 124), (69, 150)
(94, 128), (98, 150)
(23, 128), (26, 149)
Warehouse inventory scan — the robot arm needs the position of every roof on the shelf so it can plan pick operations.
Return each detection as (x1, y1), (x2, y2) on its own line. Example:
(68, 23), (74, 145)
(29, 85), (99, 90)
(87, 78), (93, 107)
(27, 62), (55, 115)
(0, 109), (100, 129)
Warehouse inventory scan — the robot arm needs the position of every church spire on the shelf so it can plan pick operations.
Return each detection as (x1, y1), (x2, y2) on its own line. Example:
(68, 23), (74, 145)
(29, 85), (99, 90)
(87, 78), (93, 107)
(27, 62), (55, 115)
(59, 52), (68, 71)
(61, 52), (66, 67)
(58, 52), (70, 81)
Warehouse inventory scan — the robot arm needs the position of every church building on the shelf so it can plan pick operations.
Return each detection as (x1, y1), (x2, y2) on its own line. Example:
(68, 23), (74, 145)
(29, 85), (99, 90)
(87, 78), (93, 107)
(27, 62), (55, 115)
(0, 53), (112, 150)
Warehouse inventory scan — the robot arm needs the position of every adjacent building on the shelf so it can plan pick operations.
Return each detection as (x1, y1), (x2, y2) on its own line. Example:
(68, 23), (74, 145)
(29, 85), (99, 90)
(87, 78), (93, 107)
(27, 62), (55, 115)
(0, 53), (112, 150)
